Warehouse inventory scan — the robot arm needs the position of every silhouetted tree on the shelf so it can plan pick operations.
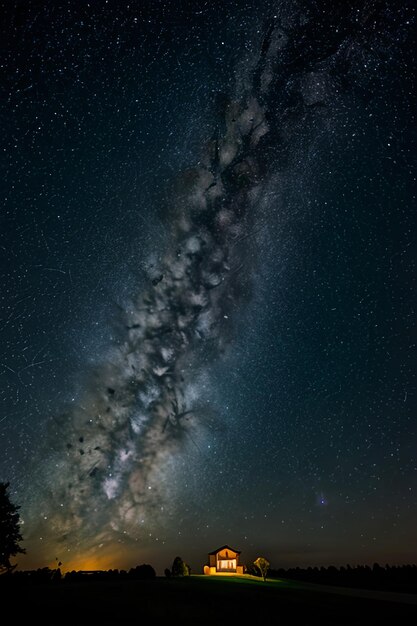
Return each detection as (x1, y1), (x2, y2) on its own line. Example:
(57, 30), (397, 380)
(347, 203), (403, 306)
(52, 567), (62, 582)
(128, 564), (156, 579)
(0, 482), (25, 574)
(164, 567), (171, 578)
(171, 556), (189, 577)
(254, 556), (270, 581)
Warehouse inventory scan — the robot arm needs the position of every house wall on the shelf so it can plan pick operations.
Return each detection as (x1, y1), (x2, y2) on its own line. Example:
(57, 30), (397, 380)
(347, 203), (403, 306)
(215, 548), (239, 561)
(204, 548), (243, 575)
(204, 566), (244, 576)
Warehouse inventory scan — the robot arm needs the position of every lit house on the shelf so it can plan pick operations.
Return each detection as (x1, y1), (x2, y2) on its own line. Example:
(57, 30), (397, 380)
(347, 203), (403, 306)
(203, 545), (244, 575)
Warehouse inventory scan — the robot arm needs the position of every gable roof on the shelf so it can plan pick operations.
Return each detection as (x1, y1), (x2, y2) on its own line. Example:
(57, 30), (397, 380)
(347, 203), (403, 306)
(208, 545), (241, 555)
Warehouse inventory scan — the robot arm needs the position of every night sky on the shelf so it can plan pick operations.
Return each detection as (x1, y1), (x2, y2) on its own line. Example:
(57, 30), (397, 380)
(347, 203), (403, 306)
(1, 0), (416, 574)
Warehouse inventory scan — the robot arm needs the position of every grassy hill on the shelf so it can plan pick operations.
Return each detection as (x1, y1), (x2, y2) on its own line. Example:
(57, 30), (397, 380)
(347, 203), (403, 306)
(4, 574), (416, 624)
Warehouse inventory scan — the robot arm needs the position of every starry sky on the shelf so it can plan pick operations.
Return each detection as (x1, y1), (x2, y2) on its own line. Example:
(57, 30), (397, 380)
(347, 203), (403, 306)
(1, 0), (416, 574)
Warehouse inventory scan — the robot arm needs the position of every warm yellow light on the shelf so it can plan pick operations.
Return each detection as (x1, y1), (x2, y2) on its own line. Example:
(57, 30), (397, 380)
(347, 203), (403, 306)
(59, 553), (117, 573)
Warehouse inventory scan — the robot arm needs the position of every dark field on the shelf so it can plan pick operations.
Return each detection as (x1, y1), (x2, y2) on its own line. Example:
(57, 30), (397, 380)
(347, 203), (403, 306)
(4, 575), (416, 625)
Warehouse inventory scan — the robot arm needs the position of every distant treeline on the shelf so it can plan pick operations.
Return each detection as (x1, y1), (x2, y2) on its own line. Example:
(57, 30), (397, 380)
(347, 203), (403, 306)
(269, 563), (417, 594)
(0, 555), (192, 585)
(0, 564), (156, 584)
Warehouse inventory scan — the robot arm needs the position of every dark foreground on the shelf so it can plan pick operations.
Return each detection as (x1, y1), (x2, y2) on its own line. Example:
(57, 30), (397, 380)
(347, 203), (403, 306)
(4, 575), (417, 625)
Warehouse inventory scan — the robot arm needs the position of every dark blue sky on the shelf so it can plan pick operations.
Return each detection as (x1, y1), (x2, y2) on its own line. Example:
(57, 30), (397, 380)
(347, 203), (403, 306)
(0, 0), (416, 573)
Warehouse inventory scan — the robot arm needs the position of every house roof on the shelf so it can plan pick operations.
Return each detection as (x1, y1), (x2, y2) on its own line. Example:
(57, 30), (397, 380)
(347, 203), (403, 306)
(208, 545), (241, 555)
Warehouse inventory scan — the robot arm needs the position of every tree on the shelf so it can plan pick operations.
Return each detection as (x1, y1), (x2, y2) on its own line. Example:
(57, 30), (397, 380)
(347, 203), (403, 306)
(0, 482), (26, 574)
(171, 556), (190, 577)
(128, 563), (156, 579)
(254, 556), (270, 582)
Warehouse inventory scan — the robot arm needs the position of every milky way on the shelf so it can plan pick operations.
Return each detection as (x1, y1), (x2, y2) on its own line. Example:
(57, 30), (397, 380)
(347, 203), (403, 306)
(25, 15), (282, 561)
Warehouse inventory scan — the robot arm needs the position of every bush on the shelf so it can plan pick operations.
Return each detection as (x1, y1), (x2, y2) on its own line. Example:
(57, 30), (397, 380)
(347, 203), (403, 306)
(171, 556), (190, 577)
(128, 564), (156, 579)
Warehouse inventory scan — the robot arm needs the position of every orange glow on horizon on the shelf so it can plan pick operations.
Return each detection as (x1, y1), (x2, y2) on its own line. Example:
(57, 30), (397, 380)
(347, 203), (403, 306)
(19, 541), (136, 573)
(62, 555), (115, 572)
(56, 547), (133, 573)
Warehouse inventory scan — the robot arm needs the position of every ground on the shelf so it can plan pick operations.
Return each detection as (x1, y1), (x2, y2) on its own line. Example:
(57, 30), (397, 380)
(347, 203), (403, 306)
(5, 575), (416, 624)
